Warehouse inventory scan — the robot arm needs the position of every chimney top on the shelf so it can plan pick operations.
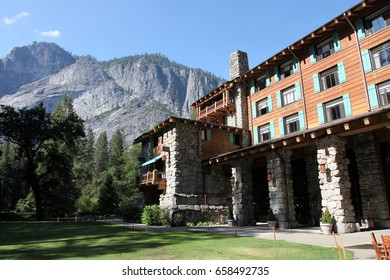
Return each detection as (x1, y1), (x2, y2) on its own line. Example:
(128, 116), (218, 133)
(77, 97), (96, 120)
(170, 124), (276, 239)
(229, 50), (249, 80)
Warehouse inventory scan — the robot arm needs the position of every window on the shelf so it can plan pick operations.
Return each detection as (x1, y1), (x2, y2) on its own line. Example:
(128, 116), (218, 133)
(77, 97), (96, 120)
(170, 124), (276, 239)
(255, 74), (266, 92)
(320, 66), (340, 90)
(313, 62), (346, 93)
(201, 129), (211, 141)
(282, 86), (296, 106)
(316, 37), (335, 61)
(378, 80), (390, 106)
(256, 98), (269, 116)
(284, 114), (299, 134)
(229, 133), (241, 145)
(372, 42), (390, 70)
(279, 60), (293, 80)
(365, 6), (390, 36)
(258, 124), (271, 142)
(324, 98), (346, 122)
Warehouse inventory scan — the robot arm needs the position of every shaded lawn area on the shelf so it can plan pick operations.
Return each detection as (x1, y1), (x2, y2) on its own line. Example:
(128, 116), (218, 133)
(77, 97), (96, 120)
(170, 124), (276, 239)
(0, 221), (353, 260)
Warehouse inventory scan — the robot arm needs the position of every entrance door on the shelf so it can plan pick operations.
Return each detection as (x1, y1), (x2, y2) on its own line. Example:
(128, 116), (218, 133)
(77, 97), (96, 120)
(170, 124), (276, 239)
(347, 149), (363, 224)
(291, 159), (310, 225)
(252, 166), (269, 222)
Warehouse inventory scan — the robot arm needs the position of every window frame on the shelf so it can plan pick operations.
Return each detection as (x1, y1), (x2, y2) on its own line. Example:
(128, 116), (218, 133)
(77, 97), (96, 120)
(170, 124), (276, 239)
(284, 113), (299, 134)
(364, 5), (390, 36)
(315, 37), (335, 62)
(320, 66), (340, 91)
(371, 41), (390, 70)
(279, 60), (293, 80)
(258, 123), (271, 142)
(324, 98), (346, 122)
(255, 74), (267, 92)
(281, 85), (296, 107)
(201, 129), (211, 141)
(377, 80), (390, 107)
(256, 98), (269, 117)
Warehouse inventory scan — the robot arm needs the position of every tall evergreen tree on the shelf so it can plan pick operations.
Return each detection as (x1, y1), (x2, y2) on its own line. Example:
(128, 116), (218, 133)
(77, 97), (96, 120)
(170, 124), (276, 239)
(109, 129), (125, 169)
(97, 172), (119, 215)
(93, 132), (109, 195)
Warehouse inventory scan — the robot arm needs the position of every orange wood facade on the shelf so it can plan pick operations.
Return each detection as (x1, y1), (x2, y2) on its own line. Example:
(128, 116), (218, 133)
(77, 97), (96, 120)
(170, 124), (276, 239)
(190, 1), (390, 150)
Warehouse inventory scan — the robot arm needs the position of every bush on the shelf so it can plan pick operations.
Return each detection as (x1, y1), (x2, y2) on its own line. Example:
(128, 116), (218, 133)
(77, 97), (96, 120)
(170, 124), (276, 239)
(15, 192), (36, 213)
(171, 212), (185, 226)
(141, 205), (160, 225)
(75, 196), (98, 216)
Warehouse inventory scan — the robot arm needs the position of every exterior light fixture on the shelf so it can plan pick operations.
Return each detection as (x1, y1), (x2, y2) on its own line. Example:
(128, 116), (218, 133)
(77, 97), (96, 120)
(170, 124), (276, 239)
(267, 169), (273, 181)
(230, 176), (235, 186)
(319, 163), (326, 173)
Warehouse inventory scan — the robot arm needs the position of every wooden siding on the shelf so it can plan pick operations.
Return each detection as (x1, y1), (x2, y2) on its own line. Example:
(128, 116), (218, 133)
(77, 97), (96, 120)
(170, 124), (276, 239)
(247, 21), (390, 144)
(200, 127), (241, 159)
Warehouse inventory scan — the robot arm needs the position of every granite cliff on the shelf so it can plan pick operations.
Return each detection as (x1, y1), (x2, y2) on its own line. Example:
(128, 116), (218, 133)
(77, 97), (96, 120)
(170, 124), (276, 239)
(0, 42), (224, 141)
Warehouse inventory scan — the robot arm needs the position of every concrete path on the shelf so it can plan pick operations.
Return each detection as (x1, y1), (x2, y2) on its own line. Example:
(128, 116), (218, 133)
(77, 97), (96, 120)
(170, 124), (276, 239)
(107, 219), (390, 260)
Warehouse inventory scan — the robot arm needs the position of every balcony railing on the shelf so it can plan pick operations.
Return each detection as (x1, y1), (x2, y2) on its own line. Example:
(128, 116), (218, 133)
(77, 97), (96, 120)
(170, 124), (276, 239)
(140, 170), (166, 186)
(199, 99), (233, 119)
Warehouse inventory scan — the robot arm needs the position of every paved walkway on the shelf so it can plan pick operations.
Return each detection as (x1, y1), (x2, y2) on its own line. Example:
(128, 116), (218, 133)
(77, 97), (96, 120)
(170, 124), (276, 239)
(107, 219), (390, 260)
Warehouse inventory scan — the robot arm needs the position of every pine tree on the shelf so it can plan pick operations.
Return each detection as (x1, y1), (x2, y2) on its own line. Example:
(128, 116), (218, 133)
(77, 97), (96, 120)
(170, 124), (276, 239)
(97, 172), (119, 215)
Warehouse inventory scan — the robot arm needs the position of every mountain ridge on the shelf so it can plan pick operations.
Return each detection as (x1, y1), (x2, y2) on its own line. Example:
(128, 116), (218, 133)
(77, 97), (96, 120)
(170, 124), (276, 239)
(0, 42), (225, 141)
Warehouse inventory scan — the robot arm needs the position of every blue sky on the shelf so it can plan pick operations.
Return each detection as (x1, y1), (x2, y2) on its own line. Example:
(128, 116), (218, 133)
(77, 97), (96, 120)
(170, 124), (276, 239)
(1, 0), (361, 79)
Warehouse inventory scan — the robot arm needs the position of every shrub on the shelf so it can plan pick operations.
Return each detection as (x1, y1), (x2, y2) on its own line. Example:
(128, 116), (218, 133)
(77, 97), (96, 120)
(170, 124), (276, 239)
(267, 208), (276, 221)
(75, 196), (98, 216)
(321, 207), (333, 224)
(141, 205), (161, 225)
(15, 192), (36, 213)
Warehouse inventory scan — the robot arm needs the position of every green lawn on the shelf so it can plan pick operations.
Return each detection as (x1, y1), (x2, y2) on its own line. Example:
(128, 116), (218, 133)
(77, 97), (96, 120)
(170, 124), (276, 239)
(0, 221), (353, 260)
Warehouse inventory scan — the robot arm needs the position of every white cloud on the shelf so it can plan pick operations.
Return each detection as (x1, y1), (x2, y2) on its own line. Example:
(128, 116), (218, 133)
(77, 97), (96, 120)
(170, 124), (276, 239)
(40, 30), (61, 38)
(2, 11), (29, 25)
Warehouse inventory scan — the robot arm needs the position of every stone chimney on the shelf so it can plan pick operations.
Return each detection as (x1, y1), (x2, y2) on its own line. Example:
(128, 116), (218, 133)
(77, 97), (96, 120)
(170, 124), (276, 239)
(229, 50), (249, 80)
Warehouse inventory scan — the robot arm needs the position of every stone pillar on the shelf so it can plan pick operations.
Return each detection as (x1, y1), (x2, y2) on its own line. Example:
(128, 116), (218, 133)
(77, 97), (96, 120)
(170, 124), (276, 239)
(231, 158), (254, 226)
(353, 133), (390, 228)
(266, 150), (297, 229)
(316, 135), (357, 233)
(229, 50), (249, 80)
(227, 50), (250, 131)
(304, 146), (322, 225)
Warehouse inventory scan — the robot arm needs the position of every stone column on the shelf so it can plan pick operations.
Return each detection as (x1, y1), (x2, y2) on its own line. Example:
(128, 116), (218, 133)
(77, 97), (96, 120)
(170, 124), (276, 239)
(353, 133), (390, 228)
(231, 158), (254, 226)
(316, 135), (357, 233)
(266, 150), (297, 229)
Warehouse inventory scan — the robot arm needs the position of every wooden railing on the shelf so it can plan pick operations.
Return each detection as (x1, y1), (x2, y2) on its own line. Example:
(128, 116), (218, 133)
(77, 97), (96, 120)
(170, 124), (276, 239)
(140, 170), (166, 185)
(199, 99), (233, 119)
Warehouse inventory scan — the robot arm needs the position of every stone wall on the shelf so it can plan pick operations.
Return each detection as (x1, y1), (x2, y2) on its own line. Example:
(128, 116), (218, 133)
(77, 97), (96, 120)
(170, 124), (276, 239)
(316, 135), (357, 233)
(160, 122), (203, 216)
(353, 133), (390, 228)
(266, 150), (296, 229)
(231, 158), (254, 226)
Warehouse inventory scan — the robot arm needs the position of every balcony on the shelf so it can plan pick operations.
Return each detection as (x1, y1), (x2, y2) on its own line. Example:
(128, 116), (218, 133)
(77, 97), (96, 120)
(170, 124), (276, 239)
(140, 170), (166, 190)
(197, 95), (235, 121)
